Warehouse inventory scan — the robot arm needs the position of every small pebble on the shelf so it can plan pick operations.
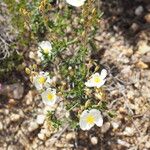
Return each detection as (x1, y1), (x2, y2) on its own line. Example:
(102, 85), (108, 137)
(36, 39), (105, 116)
(123, 127), (135, 136)
(144, 13), (150, 23)
(145, 141), (150, 148)
(90, 136), (98, 145)
(36, 115), (45, 125)
(38, 133), (46, 141)
(131, 23), (139, 32)
(101, 122), (110, 133)
(10, 113), (20, 122)
(135, 6), (144, 16)
(0, 122), (3, 131)
(66, 132), (76, 141)
(111, 121), (120, 130)
(117, 139), (130, 147)
(28, 122), (39, 132)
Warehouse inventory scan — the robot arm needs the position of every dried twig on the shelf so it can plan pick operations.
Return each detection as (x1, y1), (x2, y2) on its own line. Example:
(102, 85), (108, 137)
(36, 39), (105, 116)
(0, 35), (10, 60)
(50, 124), (69, 146)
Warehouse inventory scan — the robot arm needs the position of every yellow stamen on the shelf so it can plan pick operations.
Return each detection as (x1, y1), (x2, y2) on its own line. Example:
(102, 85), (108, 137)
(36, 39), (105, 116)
(86, 115), (95, 124)
(43, 48), (49, 54)
(38, 76), (46, 84)
(47, 93), (54, 101)
(94, 76), (101, 83)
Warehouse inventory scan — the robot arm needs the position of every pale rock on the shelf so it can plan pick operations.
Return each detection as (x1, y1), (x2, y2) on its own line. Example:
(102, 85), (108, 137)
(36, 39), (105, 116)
(90, 136), (98, 145)
(144, 13), (150, 23)
(7, 145), (19, 150)
(110, 90), (119, 97)
(135, 6), (144, 16)
(55, 142), (64, 148)
(5, 118), (11, 125)
(45, 138), (56, 147)
(10, 113), (20, 122)
(28, 121), (39, 132)
(111, 121), (120, 129)
(29, 51), (36, 59)
(32, 142), (38, 149)
(36, 114), (45, 125)
(130, 23), (139, 32)
(101, 122), (110, 133)
(45, 129), (52, 137)
(121, 66), (132, 78)
(25, 91), (33, 105)
(123, 48), (133, 57)
(137, 41), (150, 54)
(127, 91), (135, 100)
(110, 37), (115, 43)
(123, 127), (135, 136)
(0, 122), (3, 131)
(136, 60), (148, 69)
(38, 133), (46, 141)
(66, 132), (76, 141)
(117, 139), (130, 147)
(145, 141), (150, 148)
(4, 109), (9, 115)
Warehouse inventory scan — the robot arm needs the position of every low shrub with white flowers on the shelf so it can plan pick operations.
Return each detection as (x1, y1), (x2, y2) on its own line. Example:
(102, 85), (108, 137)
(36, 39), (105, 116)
(21, 0), (113, 131)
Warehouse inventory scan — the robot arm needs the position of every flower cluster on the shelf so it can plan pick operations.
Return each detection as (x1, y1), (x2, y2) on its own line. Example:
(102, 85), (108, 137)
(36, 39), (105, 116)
(33, 69), (57, 107)
(30, 1), (106, 131)
(79, 69), (107, 130)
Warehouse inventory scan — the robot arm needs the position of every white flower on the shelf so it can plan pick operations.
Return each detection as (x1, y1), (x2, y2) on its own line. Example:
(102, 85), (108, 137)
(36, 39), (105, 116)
(85, 69), (107, 88)
(79, 109), (103, 130)
(38, 41), (52, 60)
(36, 114), (45, 125)
(66, 0), (86, 7)
(33, 71), (51, 90)
(41, 88), (57, 106)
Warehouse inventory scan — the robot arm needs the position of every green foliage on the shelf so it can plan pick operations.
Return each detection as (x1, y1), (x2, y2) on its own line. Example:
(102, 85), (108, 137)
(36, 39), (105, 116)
(4, 0), (107, 129)
(47, 111), (62, 129)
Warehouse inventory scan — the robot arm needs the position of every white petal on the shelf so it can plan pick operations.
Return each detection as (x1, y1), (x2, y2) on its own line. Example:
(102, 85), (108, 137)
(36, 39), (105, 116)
(95, 79), (106, 88)
(79, 118), (88, 130)
(85, 80), (94, 87)
(37, 50), (42, 57)
(100, 69), (107, 79)
(89, 109), (103, 127)
(92, 73), (100, 78)
(35, 82), (43, 90)
(39, 71), (45, 75)
(33, 77), (43, 90)
(80, 110), (89, 118)
(66, 0), (86, 7)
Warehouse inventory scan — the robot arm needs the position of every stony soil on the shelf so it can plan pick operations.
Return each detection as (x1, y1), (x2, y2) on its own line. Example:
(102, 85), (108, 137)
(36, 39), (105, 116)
(0, 0), (150, 150)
